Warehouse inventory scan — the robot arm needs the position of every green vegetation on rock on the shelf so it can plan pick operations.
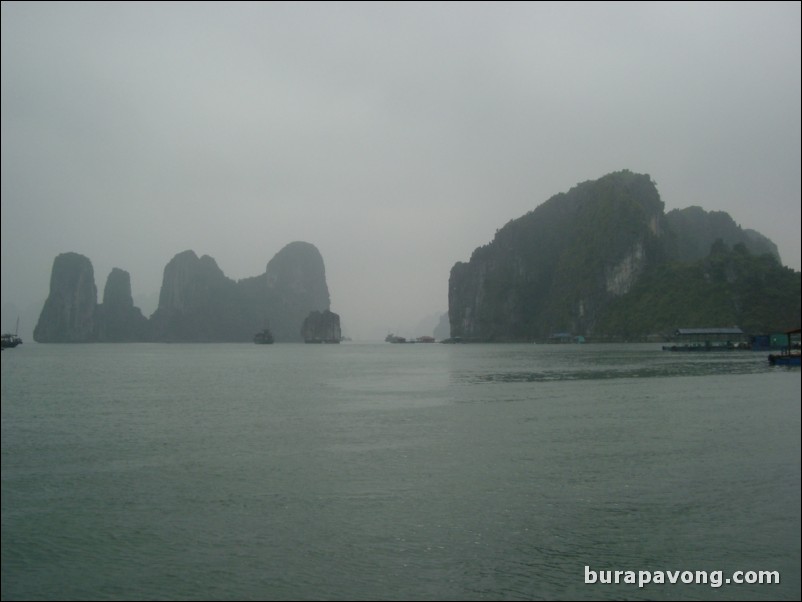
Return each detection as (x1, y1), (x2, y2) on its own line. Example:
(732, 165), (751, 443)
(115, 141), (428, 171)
(449, 170), (800, 340)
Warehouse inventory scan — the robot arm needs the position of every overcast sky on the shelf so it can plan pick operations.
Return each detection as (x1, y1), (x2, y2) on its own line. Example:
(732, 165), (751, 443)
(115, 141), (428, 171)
(2, 1), (800, 341)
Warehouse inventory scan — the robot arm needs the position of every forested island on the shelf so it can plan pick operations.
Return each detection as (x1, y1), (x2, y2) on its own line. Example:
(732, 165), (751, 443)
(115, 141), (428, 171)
(448, 170), (800, 341)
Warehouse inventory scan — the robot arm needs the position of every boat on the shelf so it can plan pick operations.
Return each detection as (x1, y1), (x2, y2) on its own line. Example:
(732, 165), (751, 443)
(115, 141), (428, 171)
(1, 332), (23, 350)
(253, 328), (274, 344)
(768, 350), (801, 366)
(1, 319), (23, 350)
(768, 328), (801, 366)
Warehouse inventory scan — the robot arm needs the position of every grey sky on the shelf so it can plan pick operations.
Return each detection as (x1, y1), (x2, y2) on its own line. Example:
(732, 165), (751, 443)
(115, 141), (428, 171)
(2, 1), (800, 340)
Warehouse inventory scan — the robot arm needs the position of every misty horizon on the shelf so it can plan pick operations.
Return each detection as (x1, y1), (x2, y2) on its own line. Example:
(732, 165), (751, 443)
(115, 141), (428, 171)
(3, 2), (800, 341)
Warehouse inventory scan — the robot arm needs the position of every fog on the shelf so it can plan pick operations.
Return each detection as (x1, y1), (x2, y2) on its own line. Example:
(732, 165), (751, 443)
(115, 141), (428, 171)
(2, 1), (800, 341)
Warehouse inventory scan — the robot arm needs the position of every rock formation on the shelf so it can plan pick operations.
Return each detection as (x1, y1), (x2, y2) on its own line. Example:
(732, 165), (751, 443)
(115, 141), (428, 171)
(148, 251), (244, 342)
(239, 241), (332, 342)
(433, 312), (450, 341)
(664, 206), (781, 263)
(34, 241), (334, 343)
(301, 310), (341, 343)
(33, 253), (98, 342)
(448, 170), (798, 341)
(149, 242), (332, 342)
(34, 257), (151, 342)
(95, 268), (149, 342)
(449, 171), (667, 340)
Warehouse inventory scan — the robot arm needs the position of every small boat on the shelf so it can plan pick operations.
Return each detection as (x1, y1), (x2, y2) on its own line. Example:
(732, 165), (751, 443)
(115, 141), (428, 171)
(768, 350), (801, 366)
(1, 332), (23, 350)
(768, 328), (801, 366)
(253, 328), (274, 344)
(1, 319), (23, 350)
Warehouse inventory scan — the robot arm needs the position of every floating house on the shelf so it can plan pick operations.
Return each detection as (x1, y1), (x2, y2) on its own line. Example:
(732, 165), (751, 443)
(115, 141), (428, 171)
(662, 327), (749, 351)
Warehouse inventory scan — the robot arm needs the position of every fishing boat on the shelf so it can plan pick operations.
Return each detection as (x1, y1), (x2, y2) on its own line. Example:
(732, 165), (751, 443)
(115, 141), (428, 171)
(1, 332), (23, 350)
(253, 328), (274, 344)
(1, 319), (23, 350)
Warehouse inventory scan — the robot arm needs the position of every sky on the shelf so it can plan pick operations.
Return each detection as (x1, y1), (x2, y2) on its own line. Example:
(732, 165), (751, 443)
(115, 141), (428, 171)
(2, 1), (800, 341)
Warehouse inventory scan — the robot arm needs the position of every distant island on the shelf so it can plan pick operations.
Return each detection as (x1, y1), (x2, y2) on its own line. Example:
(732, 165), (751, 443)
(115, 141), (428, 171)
(34, 241), (338, 343)
(449, 170), (800, 341)
(32, 172), (801, 344)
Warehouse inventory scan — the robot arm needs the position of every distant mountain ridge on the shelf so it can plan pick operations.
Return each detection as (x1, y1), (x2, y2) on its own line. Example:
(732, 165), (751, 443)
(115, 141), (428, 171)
(664, 205), (780, 263)
(34, 241), (332, 343)
(448, 170), (799, 340)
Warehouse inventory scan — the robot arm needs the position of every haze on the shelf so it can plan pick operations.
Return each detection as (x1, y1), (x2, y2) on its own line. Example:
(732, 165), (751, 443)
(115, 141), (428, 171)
(2, 1), (800, 341)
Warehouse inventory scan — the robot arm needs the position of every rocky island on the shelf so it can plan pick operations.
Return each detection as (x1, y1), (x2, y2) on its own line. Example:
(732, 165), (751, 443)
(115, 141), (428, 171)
(34, 241), (335, 343)
(448, 170), (800, 341)
(301, 310), (342, 343)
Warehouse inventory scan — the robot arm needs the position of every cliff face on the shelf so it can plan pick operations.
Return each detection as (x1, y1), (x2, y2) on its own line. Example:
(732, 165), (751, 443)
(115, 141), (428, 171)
(95, 268), (149, 342)
(449, 171), (666, 340)
(35, 242), (333, 343)
(149, 242), (331, 342)
(33, 253), (98, 342)
(149, 251), (244, 341)
(262, 241), (331, 341)
(448, 170), (796, 340)
(596, 243), (801, 336)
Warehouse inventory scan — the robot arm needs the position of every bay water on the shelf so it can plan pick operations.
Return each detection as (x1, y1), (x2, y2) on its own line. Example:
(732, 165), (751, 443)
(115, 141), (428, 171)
(2, 343), (799, 600)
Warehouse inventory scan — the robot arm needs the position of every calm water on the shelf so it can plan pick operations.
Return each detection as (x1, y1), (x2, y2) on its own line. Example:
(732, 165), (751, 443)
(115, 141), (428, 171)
(2, 343), (799, 601)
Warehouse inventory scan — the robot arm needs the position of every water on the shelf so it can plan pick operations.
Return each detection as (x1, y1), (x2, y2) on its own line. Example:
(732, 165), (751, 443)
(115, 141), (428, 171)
(2, 343), (799, 601)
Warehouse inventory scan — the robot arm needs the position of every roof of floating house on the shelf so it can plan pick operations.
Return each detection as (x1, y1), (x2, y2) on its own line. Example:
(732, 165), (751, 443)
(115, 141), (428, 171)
(674, 328), (744, 336)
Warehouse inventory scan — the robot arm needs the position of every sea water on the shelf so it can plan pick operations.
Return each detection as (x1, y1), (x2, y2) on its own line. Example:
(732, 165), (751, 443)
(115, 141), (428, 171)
(2, 343), (800, 600)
